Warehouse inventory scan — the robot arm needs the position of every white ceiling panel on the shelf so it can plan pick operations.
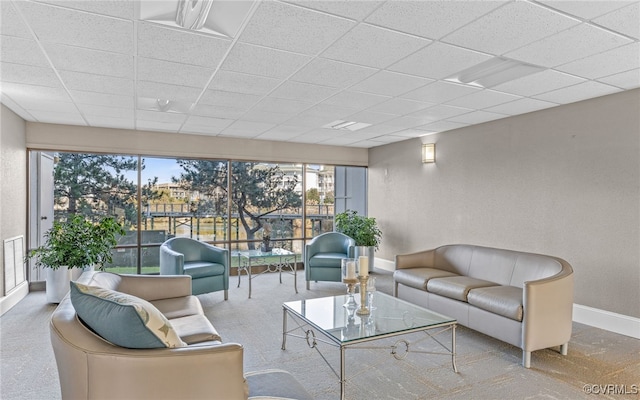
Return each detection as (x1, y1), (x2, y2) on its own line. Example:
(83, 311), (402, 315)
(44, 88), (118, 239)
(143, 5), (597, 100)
(533, 81), (622, 104)
(1, 0), (638, 147)
(349, 70), (433, 97)
(592, 2), (640, 39)
(366, 1), (506, 40)
(290, 58), (377, 88)
(221, 42), (312, 79)
(17, 1), (133, 54)
(137, 22), (231, 68)
(442, 1), (580, 54)
(321, 24), (430, 69)
(389, 42), (493, 80)
(44, 43), (134, 78)
(556, 42), (640, 79)
(239, 1), (354, 55)
(505, 23), (633, 68)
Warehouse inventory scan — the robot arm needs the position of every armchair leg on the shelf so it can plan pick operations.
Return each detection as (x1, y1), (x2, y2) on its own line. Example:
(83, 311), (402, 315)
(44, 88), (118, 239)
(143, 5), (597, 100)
(224, 290), (228, 301)
(522, 350), (531, 368)
(306, 281), (310, 290)
(560, 343), (568, 356)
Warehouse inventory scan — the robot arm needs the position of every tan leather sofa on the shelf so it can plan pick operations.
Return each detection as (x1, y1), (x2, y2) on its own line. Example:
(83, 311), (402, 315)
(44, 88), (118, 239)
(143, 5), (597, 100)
(393, 244), (574, 368)
(50, 271), (311, 400)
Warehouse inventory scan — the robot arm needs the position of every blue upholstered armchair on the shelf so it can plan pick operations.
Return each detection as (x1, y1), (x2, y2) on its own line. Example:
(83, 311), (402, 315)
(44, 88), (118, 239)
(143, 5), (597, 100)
(305, 232), (355, 289)
(159, 238), (229, 299)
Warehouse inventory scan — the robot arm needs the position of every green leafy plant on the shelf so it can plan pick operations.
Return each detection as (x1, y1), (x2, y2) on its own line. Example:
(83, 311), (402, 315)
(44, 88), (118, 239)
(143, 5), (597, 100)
(27, 215), (125, 270)
(335, 210), (382, 250)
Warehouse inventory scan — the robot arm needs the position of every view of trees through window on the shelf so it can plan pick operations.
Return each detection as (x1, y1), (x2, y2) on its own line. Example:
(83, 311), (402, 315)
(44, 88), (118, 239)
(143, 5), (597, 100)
(48, 152), (337, 274)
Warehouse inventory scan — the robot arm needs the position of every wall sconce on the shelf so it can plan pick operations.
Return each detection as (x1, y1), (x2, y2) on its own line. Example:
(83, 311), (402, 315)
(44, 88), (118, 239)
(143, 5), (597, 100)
(422, 143), (435, 163)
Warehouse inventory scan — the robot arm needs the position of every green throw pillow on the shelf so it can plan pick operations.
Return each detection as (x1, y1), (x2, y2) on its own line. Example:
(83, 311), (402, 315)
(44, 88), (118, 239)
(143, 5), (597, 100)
(70, 281), (186, 349)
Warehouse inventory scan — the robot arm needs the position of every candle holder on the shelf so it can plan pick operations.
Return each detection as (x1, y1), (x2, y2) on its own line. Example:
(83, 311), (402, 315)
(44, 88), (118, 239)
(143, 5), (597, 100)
(356, 275), (370, 315)
(341, 258), (359, 309)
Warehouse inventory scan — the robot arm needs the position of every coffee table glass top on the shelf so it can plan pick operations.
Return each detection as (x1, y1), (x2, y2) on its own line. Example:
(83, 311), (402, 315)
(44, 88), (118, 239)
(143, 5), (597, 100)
(283, 292), (455, 344)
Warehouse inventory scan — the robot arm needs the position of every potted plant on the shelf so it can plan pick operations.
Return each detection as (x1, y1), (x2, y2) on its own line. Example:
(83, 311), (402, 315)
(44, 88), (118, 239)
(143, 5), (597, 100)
(335, 210), (382, 272)
(27, 214), (125, 303)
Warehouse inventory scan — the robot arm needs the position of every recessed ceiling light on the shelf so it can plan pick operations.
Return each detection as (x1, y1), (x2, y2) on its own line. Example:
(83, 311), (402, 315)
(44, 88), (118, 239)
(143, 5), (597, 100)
(446, 57), (544, 88)
(324, 120), (372, 132)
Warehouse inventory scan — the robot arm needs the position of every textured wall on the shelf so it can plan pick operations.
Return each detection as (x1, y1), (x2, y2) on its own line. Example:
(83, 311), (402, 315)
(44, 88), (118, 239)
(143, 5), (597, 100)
(0, 104), (28, 293)
(369, 89), (640, 318)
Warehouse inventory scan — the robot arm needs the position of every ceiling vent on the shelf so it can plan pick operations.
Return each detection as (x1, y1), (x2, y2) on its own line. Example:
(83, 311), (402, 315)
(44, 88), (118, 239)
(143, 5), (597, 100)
(446, 57), (544, 88)
(324, 120), (372, 132)
(138, 98), (191, 113)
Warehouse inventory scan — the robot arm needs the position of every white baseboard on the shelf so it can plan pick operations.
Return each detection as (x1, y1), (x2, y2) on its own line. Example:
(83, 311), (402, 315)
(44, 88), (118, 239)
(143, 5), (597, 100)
(573, 304), (640, 339)
(0, 282), (29, 317)
(373, 257), (395, 273)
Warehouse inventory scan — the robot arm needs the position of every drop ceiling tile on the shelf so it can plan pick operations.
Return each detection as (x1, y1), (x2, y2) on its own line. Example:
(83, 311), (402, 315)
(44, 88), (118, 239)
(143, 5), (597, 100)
(137, 22), (231, 68)
(416, 120), (469, 132)
(59, 70), (133, 96)
(533, 81), (622, 104)
(447, 111), (507, 125)
(0, 96), (34, 120)
(252, 97), (315, 114)
(220, 121), (275, 137)
(29, 110), (86, 125)
(239, 1), (354, 55)
(321, 23), (430, 69)
(409, 104), (473, 122)
(36, 1), (135, 19)
(136, 120), (182, 133)
(298, 104), (359, 119)
(352, 124), (403, 136)
(442, 1), (580, 54)
(366, 98), (433, 116)
(18, 1), (133, 54)
(191, 104), (246, 119)
(22, 99), (78, 113)
(401, 81), (481, 103)
(1, 36), (50, 67)
(1, 82), (71, 103)
(199, 90), (261, 109)
(77, 104), (133, 119)
(183, 115), (234, 132)
(44, 43), (134, 78)
(137, 58), (214, 88)
(222, 42), (312, 79)
(70, 90), (134, 108)
(345, 110), (396, 125)
(597, 68), (640, 90)
(240, 110), (297, 124)
(137, 110), (188, 124)
(138, 81), (202, 103)
(389, 42), (493, 80)
(383, 115), (434, 129)
(370, 134), (414, 144)
(445, 90), (522, 109)
(389, 129), (431, 138)
(1, 2), (32, 38)
(484, 98), (558, 115)
(556, 42), (640, 79)
(290, 58), (377, 88)
(505, 23), (633, 68)
(491, 69), (586, 96)
(287, 1), (383, 21)
(209, 71), (281, 95)
(284, 113), (339, 128)
(1, 62), (61, 87)
(365, 1), (506, 40)
(322, 90), (390, 109)
(538, 1), (634, 20)
(319, 136), (362, 146)
(84, 116), (134, 130)
(592, 2), (640, 39)
(257, 125), (311, 141)
(293, 128), (342, 143)
(350, 70), (432, 96)
(270, 81), (338, 103)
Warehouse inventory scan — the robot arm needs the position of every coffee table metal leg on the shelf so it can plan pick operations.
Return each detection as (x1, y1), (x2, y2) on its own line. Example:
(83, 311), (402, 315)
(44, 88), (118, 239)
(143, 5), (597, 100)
(452, 324), (458, 373)
(281, 308), (287, 350)
(340, 345), (346, 400)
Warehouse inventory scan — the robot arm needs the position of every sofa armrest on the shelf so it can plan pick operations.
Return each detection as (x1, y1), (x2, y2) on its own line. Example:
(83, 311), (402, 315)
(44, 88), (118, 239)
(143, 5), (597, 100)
(395, 249), (435, 270)
(522, 262), (574, 352)
(117, 274), (192, 301)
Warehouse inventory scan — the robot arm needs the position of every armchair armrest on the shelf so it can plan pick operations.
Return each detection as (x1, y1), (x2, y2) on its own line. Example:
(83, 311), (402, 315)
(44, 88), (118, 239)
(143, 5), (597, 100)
(160, 245), (185, 275)
(116, 274), (192, 301)
(201, 243), (229, 265)
(395, 249), (435, 270)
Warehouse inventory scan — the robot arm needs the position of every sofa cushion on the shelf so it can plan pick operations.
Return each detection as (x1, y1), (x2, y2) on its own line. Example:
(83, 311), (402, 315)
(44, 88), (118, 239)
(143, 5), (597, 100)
(151, 295), (203, 319)
(393, 268), (459, 290)
(308, 252), (347, 268)
(184, 261), (226, 278)
(427, 276), (499, 302)
(467, 286), (524, 322)
(170, 314), (222, 344)
(70, 281), (186, 349)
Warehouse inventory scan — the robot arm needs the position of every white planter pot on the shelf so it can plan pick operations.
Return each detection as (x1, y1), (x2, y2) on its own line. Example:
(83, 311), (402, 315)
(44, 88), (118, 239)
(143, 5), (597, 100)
(46, 267), (84, 303)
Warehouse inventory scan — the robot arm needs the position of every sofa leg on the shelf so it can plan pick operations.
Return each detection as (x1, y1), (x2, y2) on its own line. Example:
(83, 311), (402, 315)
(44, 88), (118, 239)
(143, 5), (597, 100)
(393, 282), (398, 297)
(224, 290), (228, 301)
(306, 281), (310, 290)
(560, 343), (568, 356)
(523, 351), (531, 368)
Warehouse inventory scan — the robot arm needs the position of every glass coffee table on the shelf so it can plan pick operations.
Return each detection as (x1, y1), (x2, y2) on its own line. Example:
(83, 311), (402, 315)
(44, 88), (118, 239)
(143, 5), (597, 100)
(282, 292), (457, 400)
(233, 248), (297, 298)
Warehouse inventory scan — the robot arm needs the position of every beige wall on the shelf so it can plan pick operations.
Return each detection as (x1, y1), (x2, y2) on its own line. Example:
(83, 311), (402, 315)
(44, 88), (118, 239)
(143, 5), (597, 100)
(0, 104), (28, 294)
(26, 123), (368, 166)
(369, 89), (640, 319)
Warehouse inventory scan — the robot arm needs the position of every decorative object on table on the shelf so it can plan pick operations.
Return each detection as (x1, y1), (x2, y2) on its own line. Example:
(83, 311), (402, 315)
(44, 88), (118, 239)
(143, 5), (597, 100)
(335, 210), (381, 273)
(341, 258), (358, 309)
(366, 276), (377, 311)
(26, 214), (125, 303)
(260, 223), (272, 252)
(356, 273), (370, 316)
